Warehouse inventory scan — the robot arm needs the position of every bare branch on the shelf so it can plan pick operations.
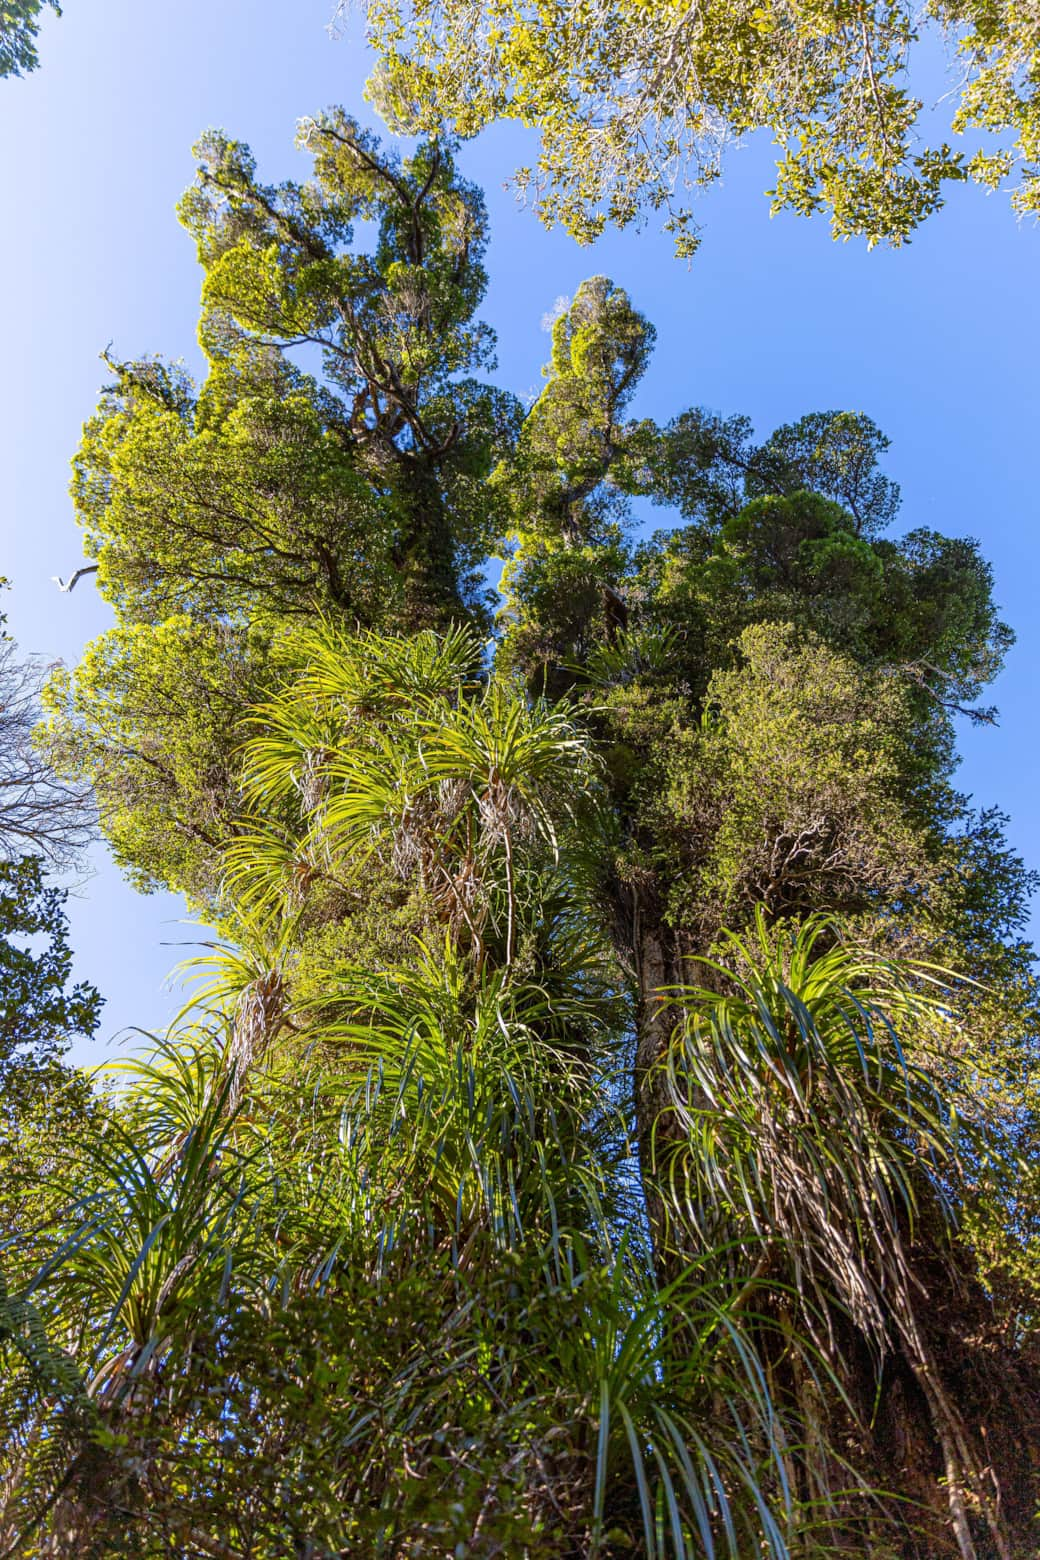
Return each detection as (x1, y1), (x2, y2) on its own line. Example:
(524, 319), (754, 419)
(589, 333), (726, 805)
(51, 565), (99, 595)
(0, 637), (96, 866)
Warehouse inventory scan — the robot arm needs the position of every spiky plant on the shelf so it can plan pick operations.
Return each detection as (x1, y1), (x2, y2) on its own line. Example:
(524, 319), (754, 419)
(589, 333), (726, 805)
(12, 629), (1031, 1557)
(658, 911), (1015, 1558)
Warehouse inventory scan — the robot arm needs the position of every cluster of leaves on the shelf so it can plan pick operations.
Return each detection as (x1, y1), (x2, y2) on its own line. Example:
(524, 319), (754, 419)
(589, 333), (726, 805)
(0, 856), (100, 1117)
(355, 0), (1040, 252)
(0, 0), (59, 79)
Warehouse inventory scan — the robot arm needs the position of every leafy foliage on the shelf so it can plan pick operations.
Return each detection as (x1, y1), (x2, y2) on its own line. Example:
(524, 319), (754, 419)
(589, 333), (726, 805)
(43, 615), (273, 903)
(77, 116), (513, 633)
(4, 662), (796, 1550)
(355, 0), (1040, 252)
(0, 856), (101, 1106)
(0, 0), (59, 78)
(42, 114), (519, 907)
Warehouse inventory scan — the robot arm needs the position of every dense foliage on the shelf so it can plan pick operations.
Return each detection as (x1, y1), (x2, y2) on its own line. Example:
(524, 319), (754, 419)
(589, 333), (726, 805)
(6, 113), (1040, 1556)
(353, 0), (1040, 252)
(0, 856), (100, 1116)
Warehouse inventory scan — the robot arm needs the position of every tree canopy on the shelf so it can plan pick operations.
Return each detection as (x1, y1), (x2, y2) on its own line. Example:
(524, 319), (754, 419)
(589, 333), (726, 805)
(12, 113), (1040, 1557)
(353, 0), (1040, 252)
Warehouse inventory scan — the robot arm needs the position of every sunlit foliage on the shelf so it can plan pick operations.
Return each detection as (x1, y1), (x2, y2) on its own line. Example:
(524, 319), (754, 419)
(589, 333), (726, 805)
(354, 0), (1040, 252)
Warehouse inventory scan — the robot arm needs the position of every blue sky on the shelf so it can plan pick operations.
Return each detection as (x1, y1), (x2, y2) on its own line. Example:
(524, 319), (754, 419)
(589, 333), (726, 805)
(1, 0), (1037, 1062)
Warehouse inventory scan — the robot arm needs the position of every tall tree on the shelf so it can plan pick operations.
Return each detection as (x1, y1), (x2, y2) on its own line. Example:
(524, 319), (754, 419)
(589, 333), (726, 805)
(496, 278), (1040, 1554)
(354, 0), (1039, 252)
(32, 116), (1040, 1556)
(42, 113), (519, 906)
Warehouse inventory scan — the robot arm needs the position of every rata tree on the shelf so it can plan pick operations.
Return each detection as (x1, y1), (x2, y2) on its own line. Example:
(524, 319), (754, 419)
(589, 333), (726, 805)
(42, 112), (520, 908)
(495, 277), (1040, 1554)
(37, 110), (1040, 1552)
(497, 276), (1028, 1150)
